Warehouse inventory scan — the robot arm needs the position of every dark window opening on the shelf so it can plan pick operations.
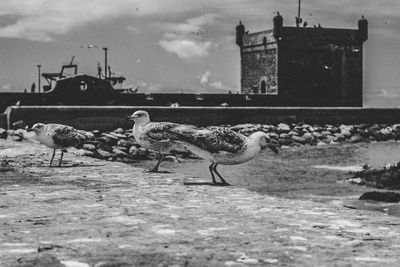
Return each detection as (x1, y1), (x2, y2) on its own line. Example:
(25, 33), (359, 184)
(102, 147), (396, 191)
(260, 80), (266, 94)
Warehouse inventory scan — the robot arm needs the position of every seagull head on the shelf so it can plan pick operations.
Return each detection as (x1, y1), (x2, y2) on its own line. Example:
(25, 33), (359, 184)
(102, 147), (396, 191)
(252, 131), (279, 154)
(128, 110), (150, 125)
(30, 123), (45, 133)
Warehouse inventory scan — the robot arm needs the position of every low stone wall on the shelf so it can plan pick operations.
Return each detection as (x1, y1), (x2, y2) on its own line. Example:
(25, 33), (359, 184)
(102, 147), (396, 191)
(5, 106), (400, 130)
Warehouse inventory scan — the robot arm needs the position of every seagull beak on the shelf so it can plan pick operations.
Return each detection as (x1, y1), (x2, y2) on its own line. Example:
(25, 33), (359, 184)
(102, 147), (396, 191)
(126, 115), (136, 121)
(268, 145), (279, 154)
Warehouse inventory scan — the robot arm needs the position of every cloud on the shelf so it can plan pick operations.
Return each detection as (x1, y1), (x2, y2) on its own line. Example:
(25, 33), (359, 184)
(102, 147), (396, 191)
(1, 84), (11, 90)
(159, 14), (218, 60)
(0, 0), (207, 41)
(163, 14), (218, 35)
(2, 0), (400, 42)
(126, 25), (141, 34)
(199, 71), (211, 84)
(159, 38), (212, 60)
(136, 81), (162, 93)
(208, 81), (234, 91)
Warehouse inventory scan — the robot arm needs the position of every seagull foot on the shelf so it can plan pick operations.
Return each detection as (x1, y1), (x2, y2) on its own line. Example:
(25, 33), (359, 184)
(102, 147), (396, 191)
(143, 169), (160, 173)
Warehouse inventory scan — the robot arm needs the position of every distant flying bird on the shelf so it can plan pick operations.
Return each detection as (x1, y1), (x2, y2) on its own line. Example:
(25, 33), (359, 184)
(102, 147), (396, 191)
(30, 123), (93, 167)
(80, 44), (98, 49)
(129, 110), (278, 185)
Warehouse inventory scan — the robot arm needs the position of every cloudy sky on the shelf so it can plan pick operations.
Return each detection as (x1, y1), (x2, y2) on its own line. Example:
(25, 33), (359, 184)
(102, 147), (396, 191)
(0, 0), (399, 106)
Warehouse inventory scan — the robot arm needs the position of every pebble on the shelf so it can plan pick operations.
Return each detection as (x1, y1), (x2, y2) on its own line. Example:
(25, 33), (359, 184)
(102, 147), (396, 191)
(4, 121), (400, 163)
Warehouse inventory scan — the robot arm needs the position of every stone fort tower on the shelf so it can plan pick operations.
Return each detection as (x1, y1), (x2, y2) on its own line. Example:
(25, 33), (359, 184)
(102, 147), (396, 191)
(236, 13), (368, 107)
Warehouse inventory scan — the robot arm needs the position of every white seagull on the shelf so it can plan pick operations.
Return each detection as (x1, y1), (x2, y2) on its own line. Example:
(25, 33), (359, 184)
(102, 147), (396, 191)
(129, 110), (278, 185)
(30, 123), (93, 167)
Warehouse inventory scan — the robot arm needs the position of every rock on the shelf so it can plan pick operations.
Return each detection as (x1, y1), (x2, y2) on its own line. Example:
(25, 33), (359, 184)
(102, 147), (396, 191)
(302, 132), (315, 144)
(12, 120), (27, 130)
(83, 144), (96, 151)
(117, 139), (128, 148)
(277, 123), (291, 133)
(312, 132), (323, 139)
(359, 191), (400, 203)
(380, 127), (393, 135)
(325, 135), (335, 142)
(350, 135), (364, 143)
(75, 149), (94, 157)
(321, 131), (331, 136)
(91, 130), (102, 137)
(291, 135), (306, 144)
(279, 133), (292, 145)
(97, 136), (118, 146)
(109, 132), (127, 139)
(126, 137), (138, 147)
(357, 129), (370, 138)
(0, 128), (7, 139)
(129, 146), (148, 157)
(96, 149), (114, 159)
(288, 131), (299, 136)
(128, 146), (139, 155)
(340, 124), (353, 133)
(113, 128), (124, 134)
(340, 130), (352, 138)
(164, 155), (180, 162)
(333, 133), (345, 142)
(268, 132), (279, 139)
(326, 126), (339, 133)
(112, 148), (128, 157)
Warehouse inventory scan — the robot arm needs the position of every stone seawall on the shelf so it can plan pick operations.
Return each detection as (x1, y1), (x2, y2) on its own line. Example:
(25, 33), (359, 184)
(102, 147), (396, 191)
(5, 106), (400, 130)
(1, 140), (400, 266)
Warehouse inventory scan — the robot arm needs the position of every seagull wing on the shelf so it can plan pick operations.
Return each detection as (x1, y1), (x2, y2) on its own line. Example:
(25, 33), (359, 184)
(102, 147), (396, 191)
(142, 123), (246, 153)
(49, 124), (92, 148)
(142, 122), (190, 143)
(173, 126), (247, 154)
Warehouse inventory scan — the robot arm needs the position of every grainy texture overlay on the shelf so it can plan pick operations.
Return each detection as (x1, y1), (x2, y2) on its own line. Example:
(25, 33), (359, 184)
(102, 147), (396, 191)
(1, 140), (400, 266)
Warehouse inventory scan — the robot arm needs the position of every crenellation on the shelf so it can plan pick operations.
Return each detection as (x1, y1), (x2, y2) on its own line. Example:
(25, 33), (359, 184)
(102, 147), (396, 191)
(236, 13), (367, 107)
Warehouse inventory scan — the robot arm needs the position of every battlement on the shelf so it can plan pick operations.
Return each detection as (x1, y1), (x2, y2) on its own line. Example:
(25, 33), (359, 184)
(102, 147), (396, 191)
(236, 14), (368, 107)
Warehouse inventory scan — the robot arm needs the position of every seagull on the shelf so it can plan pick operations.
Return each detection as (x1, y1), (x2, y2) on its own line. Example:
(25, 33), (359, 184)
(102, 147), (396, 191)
(128, 110), (278, 185)
(129, 111), (197, 172)
(30, 123), (93, 167)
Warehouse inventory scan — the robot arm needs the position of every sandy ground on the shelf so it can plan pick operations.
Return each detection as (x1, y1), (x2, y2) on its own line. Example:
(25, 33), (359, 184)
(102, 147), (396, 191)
(1, 139), (400, 267)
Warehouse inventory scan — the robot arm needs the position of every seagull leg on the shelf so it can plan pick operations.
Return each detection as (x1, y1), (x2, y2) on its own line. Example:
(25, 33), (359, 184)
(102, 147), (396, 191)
(147, 153), (164, 172)
(213, 164), (230, 186)
(49, 149), (56, 167)
(58, 150), (64, 167)
(208, 163), (218, 185)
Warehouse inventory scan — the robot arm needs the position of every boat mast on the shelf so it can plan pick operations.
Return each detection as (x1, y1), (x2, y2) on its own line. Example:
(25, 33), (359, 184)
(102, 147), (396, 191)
(103, 47), (108, 78)
(37, 64), (41, 93)
(296, 0), (302, 27)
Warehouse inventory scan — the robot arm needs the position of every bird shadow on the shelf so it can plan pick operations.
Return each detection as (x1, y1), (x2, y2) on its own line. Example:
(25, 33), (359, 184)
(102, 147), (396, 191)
(183, 181), (232, 187)
(143, 170), (172, 174)
(45, 164), (106, 168)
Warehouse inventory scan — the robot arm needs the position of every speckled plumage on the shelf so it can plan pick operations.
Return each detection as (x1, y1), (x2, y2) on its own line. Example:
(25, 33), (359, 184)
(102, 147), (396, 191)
(31, 123), (93, 166)
(129, 110), (278, 184)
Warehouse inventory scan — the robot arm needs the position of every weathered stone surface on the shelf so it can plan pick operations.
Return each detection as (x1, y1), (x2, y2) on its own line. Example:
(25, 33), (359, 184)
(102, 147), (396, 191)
(1, 140), (400, 267)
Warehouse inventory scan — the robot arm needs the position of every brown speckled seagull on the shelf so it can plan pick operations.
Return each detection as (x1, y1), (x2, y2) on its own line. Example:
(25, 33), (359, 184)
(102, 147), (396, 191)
(30, 123), (93, 167)
(129, 110), (278, 185)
